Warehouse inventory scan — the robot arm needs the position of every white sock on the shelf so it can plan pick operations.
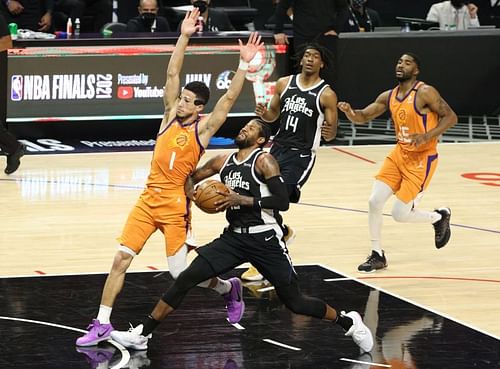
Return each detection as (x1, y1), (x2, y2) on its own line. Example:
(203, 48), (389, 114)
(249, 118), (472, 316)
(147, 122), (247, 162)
(431, 211), (442, 224)
(369, 180), (393, 256)
(211, 278), (232, 295)
(97, 305), (112, 324)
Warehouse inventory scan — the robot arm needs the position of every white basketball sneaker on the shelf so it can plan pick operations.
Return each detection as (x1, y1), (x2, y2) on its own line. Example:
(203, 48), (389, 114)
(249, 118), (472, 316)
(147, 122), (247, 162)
(110, 324), (151, 350)
(342, 311), (374, 352)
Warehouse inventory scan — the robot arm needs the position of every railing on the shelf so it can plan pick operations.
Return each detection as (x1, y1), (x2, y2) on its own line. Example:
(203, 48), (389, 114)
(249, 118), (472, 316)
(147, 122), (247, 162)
(332, 116), (500, 146)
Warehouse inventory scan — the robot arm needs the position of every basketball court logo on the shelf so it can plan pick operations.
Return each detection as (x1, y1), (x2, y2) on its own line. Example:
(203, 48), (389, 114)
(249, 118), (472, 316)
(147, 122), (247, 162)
(11, 75), (23, 101)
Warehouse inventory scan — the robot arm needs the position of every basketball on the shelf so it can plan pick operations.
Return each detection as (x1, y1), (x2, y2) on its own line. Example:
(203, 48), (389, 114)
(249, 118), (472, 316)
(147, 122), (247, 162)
(194, 179), (230, 214)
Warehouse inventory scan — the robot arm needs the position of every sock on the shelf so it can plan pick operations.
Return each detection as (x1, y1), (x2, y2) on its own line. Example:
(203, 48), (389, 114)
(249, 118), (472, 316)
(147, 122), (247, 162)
(370, 243), (383, 257)
(431, 211), (442, 223)
(97, 305), (112, 324)
(212, 278), (232, 295)
(336, 314), (353, 332)
(142, 315), (160, 336)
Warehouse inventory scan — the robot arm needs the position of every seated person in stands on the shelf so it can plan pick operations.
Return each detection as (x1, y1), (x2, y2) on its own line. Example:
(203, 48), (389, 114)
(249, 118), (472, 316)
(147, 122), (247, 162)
(0, 0), (53, 32)
(126, 0), (171, 32)
(343, 0), (381, 32)
(426, 0), (480, 30)
(187, 0), (235, 32)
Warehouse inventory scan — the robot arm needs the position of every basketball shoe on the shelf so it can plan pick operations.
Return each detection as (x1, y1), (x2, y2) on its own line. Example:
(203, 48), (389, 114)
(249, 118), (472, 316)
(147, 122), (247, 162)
(76, 319), (114, 346)
(433, 207), (451, 249)
(224, 277), (245, 324)
(241, 265), (263, 281)
(357, 250), (387, 273)
(342, 311), (374, 353)
(76, 345), (116, 369)
(4, 143), (26, 175)
(110, 324), (151, 350)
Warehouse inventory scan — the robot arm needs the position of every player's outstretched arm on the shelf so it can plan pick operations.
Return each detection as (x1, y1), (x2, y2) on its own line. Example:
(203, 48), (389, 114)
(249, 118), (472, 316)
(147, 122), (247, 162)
(337, 90), (390, 124)
(163, 8), (200, 115)
(197, 32), (264, 147)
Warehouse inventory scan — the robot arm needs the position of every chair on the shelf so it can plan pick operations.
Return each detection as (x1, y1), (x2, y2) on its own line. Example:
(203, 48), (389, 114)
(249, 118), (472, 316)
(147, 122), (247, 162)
(100, 22), (127, 34)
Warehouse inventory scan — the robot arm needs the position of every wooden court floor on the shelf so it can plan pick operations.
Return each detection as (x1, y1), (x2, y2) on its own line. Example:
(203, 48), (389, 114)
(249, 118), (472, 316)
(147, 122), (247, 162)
(1, 142), (499, 340)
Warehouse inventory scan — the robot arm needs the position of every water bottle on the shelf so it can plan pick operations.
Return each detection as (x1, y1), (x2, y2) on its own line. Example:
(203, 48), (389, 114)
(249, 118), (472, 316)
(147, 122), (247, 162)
(66, 18), (73, 37)
(8, 23), (18, 40)
(74, 18), (80, 37)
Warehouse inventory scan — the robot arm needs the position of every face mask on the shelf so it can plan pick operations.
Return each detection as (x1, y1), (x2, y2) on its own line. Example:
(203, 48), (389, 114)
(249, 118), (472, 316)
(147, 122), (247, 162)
(351, 0), (366, 8)
(193, 1), (208, 14)
(450, 0), (465, 8)
(141, 12), (156, 28)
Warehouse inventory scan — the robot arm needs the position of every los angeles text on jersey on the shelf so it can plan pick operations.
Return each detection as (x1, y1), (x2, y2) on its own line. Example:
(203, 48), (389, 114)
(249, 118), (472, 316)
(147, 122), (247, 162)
(11, 74), (113, 101)
(282, 94), (313, 117)
(224, 170), (250, 190)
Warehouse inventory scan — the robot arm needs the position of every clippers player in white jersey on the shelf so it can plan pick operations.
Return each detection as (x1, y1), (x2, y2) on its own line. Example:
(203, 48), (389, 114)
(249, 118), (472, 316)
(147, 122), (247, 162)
(243, 43), (339, 280)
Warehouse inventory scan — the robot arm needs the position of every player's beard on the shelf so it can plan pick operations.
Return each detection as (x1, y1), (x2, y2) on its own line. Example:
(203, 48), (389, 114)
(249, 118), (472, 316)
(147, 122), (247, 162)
(396, 72), (412, 82)
(235, 136), (251, 149)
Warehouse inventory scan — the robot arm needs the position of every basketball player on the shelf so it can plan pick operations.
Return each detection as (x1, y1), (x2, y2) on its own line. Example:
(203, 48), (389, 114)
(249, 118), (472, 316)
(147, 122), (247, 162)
(0, 13), (26, 174)
(242, 43), (338, 280)
(337, 52), (457, 272)
(76, 9), (263, 346)
(109, 119), (374, 354)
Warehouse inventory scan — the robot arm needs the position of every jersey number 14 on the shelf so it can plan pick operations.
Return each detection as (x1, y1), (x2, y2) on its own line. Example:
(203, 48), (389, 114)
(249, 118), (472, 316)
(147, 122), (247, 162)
(285, 115), (299, 133)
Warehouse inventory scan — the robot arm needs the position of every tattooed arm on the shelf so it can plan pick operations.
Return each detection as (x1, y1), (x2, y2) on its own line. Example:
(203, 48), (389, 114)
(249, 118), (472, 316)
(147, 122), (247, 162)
(410, 84), (457, 147)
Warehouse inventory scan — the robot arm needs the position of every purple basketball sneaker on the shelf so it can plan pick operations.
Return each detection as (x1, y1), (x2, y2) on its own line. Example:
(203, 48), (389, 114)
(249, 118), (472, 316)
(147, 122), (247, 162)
(76, 319), (114, 346)
(224, 277), (245, 324)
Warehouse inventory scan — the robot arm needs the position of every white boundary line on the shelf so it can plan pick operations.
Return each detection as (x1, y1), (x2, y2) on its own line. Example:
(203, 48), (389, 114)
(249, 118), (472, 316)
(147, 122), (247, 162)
(257, 286), (275, 292)
(0, 316), (130, 369)
(323, 277), (354, 282)
(262, 338), (301, 351)
(340, 357), (391, 367)
(317, 263), (500, 341)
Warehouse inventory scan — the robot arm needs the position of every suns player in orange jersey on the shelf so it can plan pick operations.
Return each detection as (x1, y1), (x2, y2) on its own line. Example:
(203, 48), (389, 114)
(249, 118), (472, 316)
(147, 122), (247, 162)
(76, 8), (263, 347)
(338, 52), (457, 273)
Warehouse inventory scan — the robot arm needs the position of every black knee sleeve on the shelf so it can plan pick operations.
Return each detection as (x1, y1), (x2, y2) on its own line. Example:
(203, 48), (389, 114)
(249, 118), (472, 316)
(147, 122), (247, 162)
(162, 256), (215, 309)
(275, 280), (326, 319)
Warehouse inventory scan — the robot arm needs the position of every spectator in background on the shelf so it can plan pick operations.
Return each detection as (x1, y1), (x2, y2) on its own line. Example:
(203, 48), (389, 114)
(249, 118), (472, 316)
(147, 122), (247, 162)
(271, 0), (348, 90)
(0, 0), (53, 32)
(126, 0), (171, 32)
(272, 0), (349, 51)
(189, 0), (235, 32)
(426, 0), (480, 30)
(0, 12), (26, 174)
(343, 0), (382, 32)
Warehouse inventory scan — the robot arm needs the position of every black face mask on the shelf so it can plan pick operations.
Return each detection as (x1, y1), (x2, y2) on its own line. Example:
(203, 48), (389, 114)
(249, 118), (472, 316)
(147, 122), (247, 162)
(450, 0), (465, 9)
(193, 1), (208, 14)
(141, 12), (156, 28)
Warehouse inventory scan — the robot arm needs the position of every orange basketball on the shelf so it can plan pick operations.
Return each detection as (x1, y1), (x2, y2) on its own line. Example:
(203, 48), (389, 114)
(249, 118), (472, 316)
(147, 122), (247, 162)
(194, 179), (230, 214)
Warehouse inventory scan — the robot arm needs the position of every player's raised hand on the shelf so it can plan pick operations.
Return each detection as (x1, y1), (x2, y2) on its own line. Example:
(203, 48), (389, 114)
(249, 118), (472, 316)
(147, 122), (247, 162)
(255, 103), (268, 117)
(239, 32), (264, 63)
(181, 7), (200, 36)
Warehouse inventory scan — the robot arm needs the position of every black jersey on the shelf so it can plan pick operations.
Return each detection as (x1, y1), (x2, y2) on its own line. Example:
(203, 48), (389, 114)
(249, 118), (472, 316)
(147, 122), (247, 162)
(220, 148), (283, 229)
(274, 74), (329, 151)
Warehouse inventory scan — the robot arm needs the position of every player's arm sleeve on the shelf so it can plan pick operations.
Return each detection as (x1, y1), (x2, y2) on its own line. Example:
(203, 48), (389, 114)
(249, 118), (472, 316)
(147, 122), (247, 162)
(253, 175), (289, 211)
